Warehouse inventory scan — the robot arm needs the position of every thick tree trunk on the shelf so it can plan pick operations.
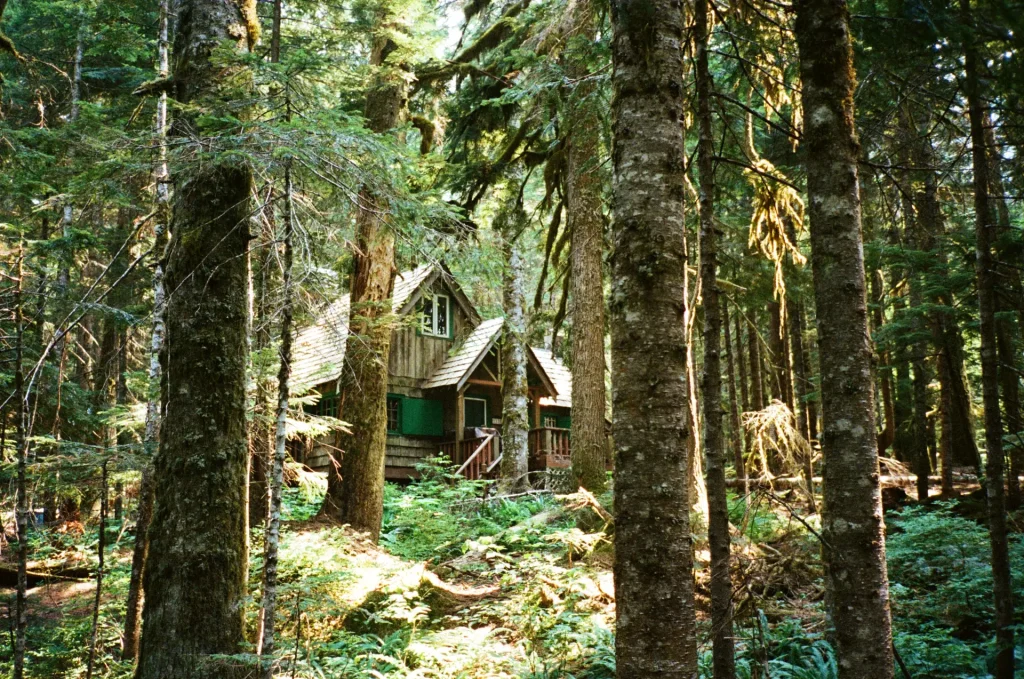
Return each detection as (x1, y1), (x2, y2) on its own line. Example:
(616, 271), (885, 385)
(609, 0), (698, 674)
(566, 24), (608, 493)
(499, 201), (531, 490)
(793, 0), (895, 675)
(320, 31), (405, 539)
(959, 2), (1015, 673)
(135, 2), (257, 677)
(695, 0), (735, 667)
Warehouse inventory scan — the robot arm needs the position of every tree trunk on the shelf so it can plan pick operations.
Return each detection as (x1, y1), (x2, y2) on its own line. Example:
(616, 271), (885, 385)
(12, 250), (27, 679)
(788, 298), (816, 512)
(499, 200), (530, 490)
(768, 301), (792, 409)
(870, 271), (895, 455)
(985, 116), (1023, 509)
(136, 2), (257, 677)
(695, 0), (735, 667)
(959, 2), (1015, 673)
(793, 0), (895, 675)
(122, 0), (170, 657)
(609, 0), (698, 673)
(748, 314), (764, 411)
(566, 20), (608, 493)
(260, 159), (294, 678)
(908, 131), (978, 484)
(724, 303), (746, 493)
(320, 29), (405, 539)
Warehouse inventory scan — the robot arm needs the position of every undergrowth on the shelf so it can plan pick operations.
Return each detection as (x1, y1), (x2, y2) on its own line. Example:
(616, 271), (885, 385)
(3, 463), (1023, 679)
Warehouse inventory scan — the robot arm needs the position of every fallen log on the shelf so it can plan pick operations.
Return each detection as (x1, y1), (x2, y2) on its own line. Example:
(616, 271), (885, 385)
(0, 564), (92, 588)
(724, 473), (981, 491)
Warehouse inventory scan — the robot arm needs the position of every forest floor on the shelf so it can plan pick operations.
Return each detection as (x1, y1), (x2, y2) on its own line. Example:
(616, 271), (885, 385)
(1, 461), (1023, 679)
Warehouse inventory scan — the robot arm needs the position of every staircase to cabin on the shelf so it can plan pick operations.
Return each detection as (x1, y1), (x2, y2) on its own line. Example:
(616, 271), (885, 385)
(439, 427), (572, 481)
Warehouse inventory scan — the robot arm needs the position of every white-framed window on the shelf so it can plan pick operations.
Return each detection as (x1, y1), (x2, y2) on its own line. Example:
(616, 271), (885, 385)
(464, 396), (489, 428)
(421, 293), (450, 337)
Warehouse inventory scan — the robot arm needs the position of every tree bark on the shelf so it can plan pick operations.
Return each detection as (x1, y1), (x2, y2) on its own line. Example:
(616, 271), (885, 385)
(748, 313), (764, 411)
(695, 0), (735, 666)
(870, 270), (896, 455)
(959, 2), (1015, 673)
(724, 303), (746, 493)
(984, 115), (1023, 509)
(320, 28), (405, 539)
(609, 0), (698, 673)
(768, 301), (792, 409)
(136, 2), (257, 677)
(122, 0), (170, 658)
(793, 0), (895, 675)
(788, 298), (816, 512)
(12, 249), (27, 679)
(260, 159), (294, 678)
(499, 200), (531, 490)
(566, 18), (608, 493)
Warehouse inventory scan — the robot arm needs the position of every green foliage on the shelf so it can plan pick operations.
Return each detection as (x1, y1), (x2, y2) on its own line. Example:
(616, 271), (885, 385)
(886, 502), (1024, 676)
(380, 456), (561, 562)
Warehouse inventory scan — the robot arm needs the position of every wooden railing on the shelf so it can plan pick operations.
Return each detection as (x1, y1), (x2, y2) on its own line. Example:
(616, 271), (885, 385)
(529, 427), (571, 468)
(440, 433), (499, 480)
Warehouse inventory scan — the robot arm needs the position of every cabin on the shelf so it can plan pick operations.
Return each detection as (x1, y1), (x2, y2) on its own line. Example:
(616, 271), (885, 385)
(290, 264), (585, 482)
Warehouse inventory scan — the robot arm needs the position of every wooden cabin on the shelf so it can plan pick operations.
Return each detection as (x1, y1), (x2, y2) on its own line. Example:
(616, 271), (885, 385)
(290, 264), (581, 481)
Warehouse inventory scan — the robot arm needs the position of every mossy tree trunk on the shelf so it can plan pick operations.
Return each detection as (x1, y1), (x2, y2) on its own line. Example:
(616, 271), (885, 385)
(609, 0), (698, 674)
(499, 200), (530, 490)
(135, 2), (258, 678)
(566, 15), (608, 494)
(793, 0), (895, 675)
(319, 28), (405, 540)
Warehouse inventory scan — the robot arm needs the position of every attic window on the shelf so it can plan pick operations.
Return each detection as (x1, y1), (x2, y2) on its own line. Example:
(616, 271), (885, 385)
(421, 293), (450, 338)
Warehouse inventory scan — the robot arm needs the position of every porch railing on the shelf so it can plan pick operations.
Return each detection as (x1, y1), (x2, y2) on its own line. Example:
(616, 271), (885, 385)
(528, 427), (571, 469)
(440, 433), (499, 480)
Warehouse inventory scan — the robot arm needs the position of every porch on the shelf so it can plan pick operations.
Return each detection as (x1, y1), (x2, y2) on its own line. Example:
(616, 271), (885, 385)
(439, 426), (571, 481)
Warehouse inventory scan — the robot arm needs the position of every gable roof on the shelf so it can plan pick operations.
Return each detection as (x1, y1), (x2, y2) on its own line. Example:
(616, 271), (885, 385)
(422, 318), (560, 398)
(422, 318), (504, 390)
(291, 264), (441, 391)
(533, 348), (572, 408)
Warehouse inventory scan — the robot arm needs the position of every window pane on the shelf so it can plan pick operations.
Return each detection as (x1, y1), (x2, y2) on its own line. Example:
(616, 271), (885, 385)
(464, 398), (487, 428)
(435, 296), (448, 336)
(387, 397), (401, 433)
(422, 297), (434, 333)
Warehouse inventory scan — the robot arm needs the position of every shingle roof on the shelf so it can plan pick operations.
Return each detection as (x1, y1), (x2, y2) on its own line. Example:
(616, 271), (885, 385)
(533, 348), (572, 408)
(290, 265), (435, 391)
(422, 318), (505, 390)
